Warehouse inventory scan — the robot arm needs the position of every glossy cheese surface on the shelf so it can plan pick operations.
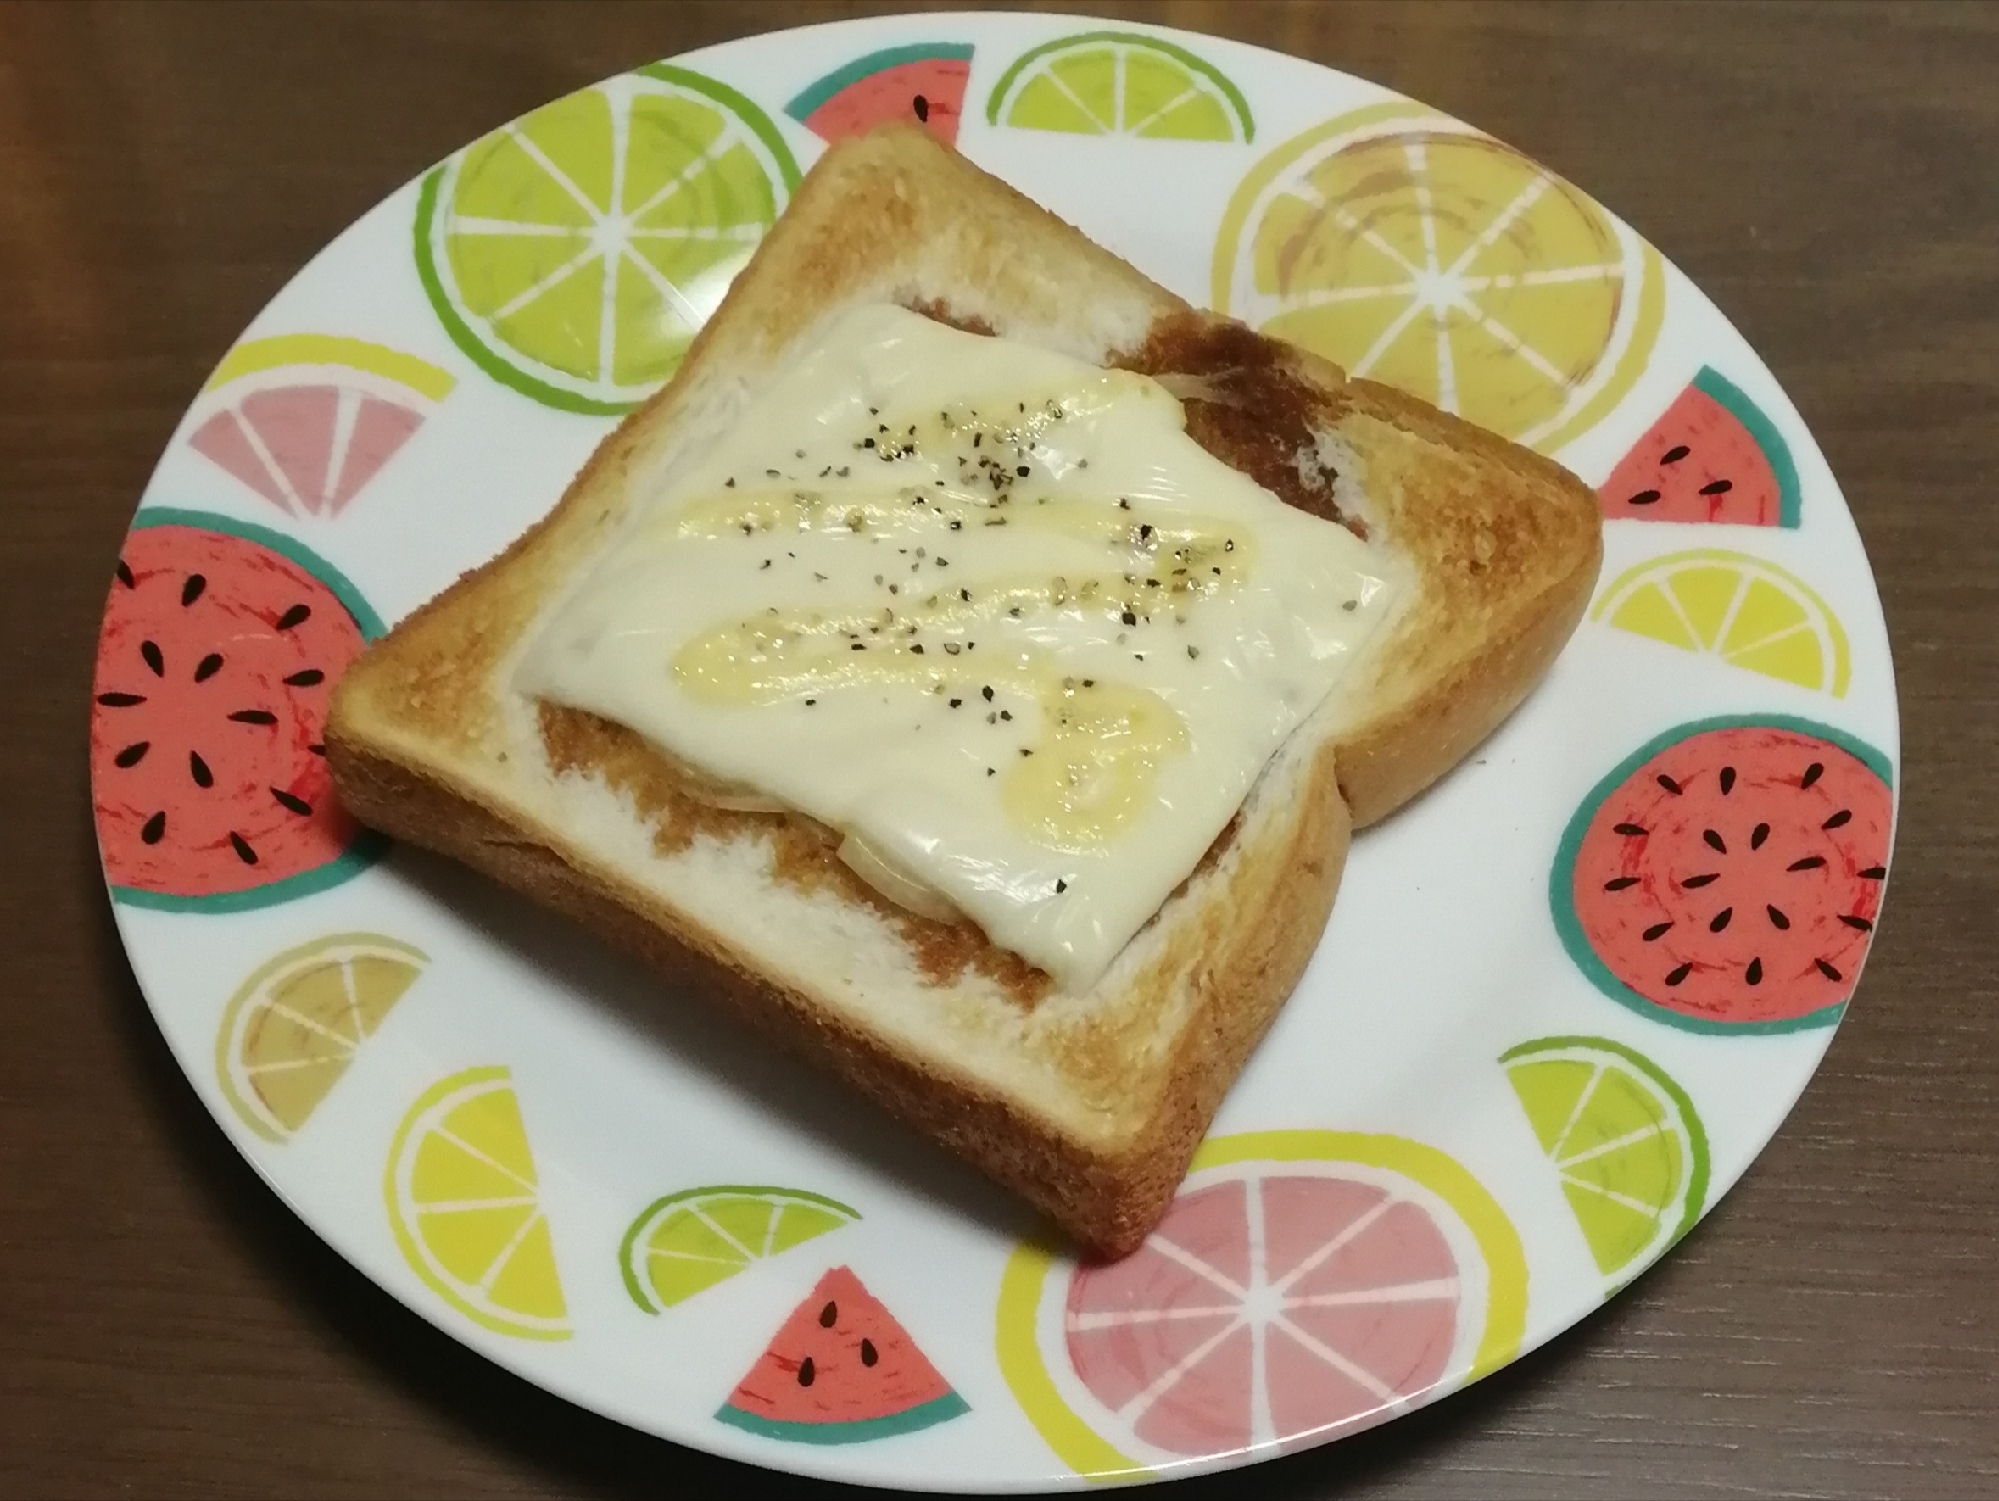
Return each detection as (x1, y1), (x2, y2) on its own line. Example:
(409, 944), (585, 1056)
(518, 305), (1392, 992)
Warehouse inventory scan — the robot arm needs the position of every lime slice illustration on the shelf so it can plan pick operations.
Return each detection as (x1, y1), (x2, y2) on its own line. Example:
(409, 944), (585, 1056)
(1214, 101), (1662, 453)
(1502, 1034), (1710, 1282)
(987, 31), (1253, 142)
(619, 1184), (860, 1312)
(385, 1066), (570, 1340)
(415, 64), (799, 415)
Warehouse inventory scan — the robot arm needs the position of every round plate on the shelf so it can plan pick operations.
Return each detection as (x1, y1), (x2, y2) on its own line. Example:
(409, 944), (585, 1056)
(91, 11), (1899, 1491)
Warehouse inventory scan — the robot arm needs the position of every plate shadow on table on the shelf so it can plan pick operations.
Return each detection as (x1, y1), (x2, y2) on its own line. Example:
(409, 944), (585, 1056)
(91, 811), (1687, 1497)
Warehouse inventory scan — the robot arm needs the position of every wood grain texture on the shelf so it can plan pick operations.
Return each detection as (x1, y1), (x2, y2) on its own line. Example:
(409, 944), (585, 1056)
(1, 1), (1994, 1496)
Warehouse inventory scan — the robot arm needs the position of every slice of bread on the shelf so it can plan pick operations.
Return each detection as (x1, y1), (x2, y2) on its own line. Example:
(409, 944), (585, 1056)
(327, 125), (1600, 1257)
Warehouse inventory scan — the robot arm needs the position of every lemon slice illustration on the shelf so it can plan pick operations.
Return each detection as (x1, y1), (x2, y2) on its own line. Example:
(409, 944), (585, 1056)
(385, 1066), (570, 1340)
(1593, 548), (1850, 695)
(216, 932), (428, 1143)
(1214, 101), (1662, 453)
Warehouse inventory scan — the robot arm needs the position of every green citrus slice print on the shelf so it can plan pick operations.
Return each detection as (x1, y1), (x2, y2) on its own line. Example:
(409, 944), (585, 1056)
(1592, 548), (1851, 696)
(385, 1066), (570, 1341)
(1501, 1035), (1710, 1284)
(619, 1185), (860, 1312)
(1213, 100), (1662, 453)
(216, 932), (427, 1143)
(996, 1131), (1527, 1479)
(415, 64), (799, 415)
(986, 31), (1254, 142)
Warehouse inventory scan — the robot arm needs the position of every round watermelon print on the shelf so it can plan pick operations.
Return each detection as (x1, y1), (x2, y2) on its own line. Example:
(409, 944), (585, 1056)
(1552, 716), (1894, 1033)
(91, 508), (385, 912)
(996, 1132), (1527, 1480)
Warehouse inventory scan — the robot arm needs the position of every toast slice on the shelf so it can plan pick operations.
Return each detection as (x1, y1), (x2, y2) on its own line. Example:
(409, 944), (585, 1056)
(327, 125), (1600, 1257)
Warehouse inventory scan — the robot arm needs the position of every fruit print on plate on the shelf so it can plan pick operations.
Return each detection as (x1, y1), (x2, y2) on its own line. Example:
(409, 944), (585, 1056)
(91, 508), (385, 911)
(787, 43), (976, 146)
(1501, 1035), (1710, 1288)
(185, 335), (453, 518)
(1592, 549), (1850, 695)
(995, 1133), (1527, 1479)
(1211, 100), (1663, 454)
(1598, 366), (1801, 526)
(1552, 716), (1893, 1033)
(385, 1067), (570, 1341)
(97, 12), (1897, 1492)
(986, 31), (1255, 142)
(621, 1185), (860, 1311)
(414, 63), (799, 416)
(717, 1266), (970, 1445)
(217, 932), (428, 1143)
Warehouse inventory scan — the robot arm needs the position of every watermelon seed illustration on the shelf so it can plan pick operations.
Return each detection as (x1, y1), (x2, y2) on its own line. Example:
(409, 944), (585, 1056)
(716, 1266), (967, 1444)
(1599, 366), (1801, 526)
(786, 43), (975, 146)
(91, 508), (386, 911)
(1551, 715), (1892, 1033)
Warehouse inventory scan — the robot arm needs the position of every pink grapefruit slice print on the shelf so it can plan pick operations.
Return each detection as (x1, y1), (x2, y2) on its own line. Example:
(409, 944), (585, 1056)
(996, 1131), (1527, 1479)
(186, 334), (454, 518)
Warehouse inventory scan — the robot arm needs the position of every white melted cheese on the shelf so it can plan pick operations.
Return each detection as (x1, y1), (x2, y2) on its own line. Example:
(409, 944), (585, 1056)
(517, 305), (1393, 993)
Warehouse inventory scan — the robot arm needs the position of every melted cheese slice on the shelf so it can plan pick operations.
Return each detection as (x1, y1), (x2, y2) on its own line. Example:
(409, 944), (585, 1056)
(517, 305), (1393, 993)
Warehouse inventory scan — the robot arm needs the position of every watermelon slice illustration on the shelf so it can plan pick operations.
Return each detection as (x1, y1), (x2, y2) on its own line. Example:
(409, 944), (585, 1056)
(786, 43), (975, 146)
(186, 334), (454, 519)
(91, 508), (386, 911)
(716, 1266), (968, 1445)
(1552, 716), (1893, 1033)
(1598, 366), (1800, 526)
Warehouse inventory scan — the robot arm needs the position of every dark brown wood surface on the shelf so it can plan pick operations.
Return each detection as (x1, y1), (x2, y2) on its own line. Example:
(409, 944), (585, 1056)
(3, 2), (1995, 1496)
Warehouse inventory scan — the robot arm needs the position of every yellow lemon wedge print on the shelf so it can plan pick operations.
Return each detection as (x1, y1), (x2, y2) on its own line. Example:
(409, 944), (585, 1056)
(385, 1066), (570, 1341)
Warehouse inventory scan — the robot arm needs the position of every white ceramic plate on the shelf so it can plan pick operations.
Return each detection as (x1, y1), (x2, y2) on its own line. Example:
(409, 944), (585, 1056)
(90, 12), (1899, 1491)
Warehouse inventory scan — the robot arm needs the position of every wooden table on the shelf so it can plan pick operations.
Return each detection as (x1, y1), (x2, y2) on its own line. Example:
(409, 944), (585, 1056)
(4, 2), (1994, 1495)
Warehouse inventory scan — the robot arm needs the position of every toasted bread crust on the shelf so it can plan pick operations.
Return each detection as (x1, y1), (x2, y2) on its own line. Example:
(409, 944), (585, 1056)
(326, 126), (1598, 1256)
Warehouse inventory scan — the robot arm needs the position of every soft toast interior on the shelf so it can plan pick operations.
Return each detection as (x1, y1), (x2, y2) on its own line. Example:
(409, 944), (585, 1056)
(327, 126), (1600, 1255)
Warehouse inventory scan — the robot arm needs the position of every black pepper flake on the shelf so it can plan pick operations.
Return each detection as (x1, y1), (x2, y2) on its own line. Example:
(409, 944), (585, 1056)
(987, 767), (996, 776)
(851, 642), (866, 651)
(982, 686), (994, 701)
(765, 468), (780, 477)
(1016, 464), (1030, 477)
(1118, 498), (1131, 510)
(910, 643), (923, 653)
(862, 437), (876, 449)
(949, 519), (962, 530)
(1000, 709), (1012, 721)
(1342, 599), (1357, 611)
(1121, 610), (1137, 626)
(1019, 747), (1032, 756)
(949, 698), (962, 707)
(805, 698), (817, 706)
(1188, 645), (1200, 659)
(1055, 879), (1068, 894)
(959, 589), (971, 601)
(760, 559), (771, 569)
(724, 477), (736, 488)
